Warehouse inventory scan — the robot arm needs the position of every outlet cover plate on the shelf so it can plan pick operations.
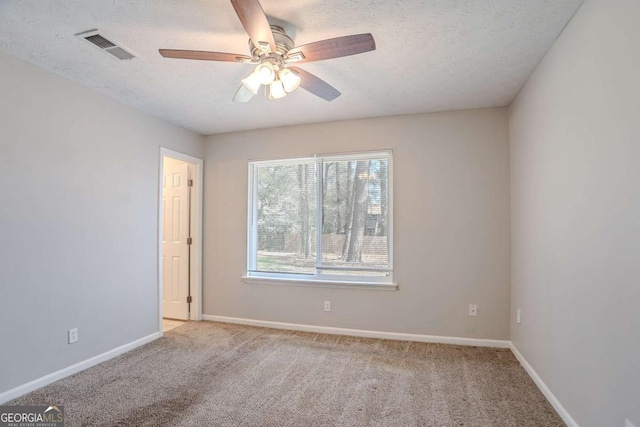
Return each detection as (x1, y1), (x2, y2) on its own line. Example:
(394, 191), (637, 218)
(68, 328), (78, 344)
(468, 304), (478, 317)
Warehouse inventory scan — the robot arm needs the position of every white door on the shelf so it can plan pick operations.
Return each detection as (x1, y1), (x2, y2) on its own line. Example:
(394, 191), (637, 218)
(162, 158), (190, 320)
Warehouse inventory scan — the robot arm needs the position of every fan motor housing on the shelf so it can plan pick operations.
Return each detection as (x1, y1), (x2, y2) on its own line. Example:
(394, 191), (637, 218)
(249, 25), (294, 59)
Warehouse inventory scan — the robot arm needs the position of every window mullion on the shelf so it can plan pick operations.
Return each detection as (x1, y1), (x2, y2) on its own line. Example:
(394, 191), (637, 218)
(315, 156), (323, 277)
(252, 165), (259, 270)
(247, 164), (258, 271)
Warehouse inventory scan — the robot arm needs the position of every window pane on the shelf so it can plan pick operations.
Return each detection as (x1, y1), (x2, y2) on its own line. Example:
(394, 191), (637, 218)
(255, 161), (316, 274)
(320, 157), (389, 272)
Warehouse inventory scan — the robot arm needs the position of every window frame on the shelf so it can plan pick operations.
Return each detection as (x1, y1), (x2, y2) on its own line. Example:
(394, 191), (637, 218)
(244, 150), (395, 289)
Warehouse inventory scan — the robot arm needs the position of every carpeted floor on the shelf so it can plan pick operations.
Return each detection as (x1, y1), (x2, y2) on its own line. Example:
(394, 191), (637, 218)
(9, 321), (564, 426)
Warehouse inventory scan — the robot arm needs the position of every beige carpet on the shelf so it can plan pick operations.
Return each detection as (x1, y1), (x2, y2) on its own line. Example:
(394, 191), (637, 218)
(9, 321), (564, 426)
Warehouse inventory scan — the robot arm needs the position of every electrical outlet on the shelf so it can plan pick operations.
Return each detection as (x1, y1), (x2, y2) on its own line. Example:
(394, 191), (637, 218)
(468, 304), (477, 317)
(516, 309), (522, 324)
(324, 301), (331, 312)
(68, 328), (78, 344)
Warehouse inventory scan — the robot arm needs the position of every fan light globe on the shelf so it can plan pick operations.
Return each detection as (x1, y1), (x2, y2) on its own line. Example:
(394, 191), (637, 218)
(269, 80), (287, 100)
(241, 72), (262, 94)
(255, 62), (276, 85)
(279, 68), (301, 93)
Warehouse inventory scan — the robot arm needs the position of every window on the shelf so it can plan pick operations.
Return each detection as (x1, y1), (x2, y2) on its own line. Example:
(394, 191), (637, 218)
(246, 151), (393, 288)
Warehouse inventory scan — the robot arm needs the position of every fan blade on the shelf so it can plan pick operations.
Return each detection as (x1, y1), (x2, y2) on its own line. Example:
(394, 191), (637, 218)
(289, 67), (341, 101)
(230, 0), (276, 54)
(233, 84), (255, 102)
(159, 49), (251, 62)
(286, 34), (375, 64)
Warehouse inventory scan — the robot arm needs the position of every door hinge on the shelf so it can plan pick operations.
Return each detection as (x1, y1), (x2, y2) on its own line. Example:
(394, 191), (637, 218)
(188, 179), (194, 187)
(187, 237), (193, 245)
(187, 296), (192, 304)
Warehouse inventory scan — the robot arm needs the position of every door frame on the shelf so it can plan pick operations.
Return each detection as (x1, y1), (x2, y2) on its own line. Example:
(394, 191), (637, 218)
(158, 147), (204, 334)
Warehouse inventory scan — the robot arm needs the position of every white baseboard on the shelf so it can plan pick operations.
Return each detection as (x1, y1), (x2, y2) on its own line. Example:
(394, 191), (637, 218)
(202, 315), (510, 348)
(0, 332), (161, 404)
(509, 342), (579, 427)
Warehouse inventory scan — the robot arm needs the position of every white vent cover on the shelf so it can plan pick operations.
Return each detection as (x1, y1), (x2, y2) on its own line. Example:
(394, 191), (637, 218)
(76, 29), (136, 61)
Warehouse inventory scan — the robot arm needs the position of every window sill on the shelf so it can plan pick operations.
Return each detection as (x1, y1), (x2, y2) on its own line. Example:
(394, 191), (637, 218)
(241, 276), (398, 291)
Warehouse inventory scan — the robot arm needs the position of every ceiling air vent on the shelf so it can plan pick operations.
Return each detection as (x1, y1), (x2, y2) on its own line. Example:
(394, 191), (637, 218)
(76, 29), (136, 61)
(84, 34), (116, 49)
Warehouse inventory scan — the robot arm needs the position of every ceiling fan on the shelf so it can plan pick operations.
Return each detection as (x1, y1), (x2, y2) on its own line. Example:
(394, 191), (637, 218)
(159, 0), (376, 102)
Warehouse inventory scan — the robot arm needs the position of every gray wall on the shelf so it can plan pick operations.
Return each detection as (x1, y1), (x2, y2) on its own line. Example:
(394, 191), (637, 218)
(204, 108), (511, 340)
(0, 51), (204, 394)
(509, 0), (640, 425)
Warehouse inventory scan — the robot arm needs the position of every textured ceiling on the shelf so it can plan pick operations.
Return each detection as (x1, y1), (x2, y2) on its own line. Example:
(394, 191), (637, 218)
(0, 0), (583, 135)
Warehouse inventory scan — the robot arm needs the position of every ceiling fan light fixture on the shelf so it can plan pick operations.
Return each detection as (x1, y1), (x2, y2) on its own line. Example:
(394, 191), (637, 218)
(255, 62), (276, 85)
(279, 68), (301, 93)
(268, 79), (287, 100)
